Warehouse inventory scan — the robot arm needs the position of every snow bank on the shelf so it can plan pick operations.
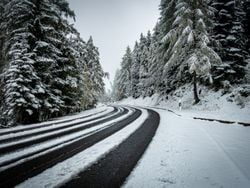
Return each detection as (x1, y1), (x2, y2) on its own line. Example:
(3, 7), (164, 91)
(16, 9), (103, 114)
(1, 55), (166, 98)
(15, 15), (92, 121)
(118, 85), (250, 123)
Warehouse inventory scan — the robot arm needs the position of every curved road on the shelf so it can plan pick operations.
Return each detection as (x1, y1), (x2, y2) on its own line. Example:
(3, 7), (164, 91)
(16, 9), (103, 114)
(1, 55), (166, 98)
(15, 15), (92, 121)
(0, 105), (160, 188)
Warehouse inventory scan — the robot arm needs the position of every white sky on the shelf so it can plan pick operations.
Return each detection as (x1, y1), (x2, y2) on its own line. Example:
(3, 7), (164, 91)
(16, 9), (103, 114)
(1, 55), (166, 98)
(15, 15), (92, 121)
(68, 0), (160, 90)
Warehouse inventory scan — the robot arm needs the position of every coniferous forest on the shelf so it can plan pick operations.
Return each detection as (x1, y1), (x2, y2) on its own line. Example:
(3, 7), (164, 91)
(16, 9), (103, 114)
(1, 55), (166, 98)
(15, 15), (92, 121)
(0, 0), (250, 127)
(112, 0), (250, 103)
(0, 0), (105, 127)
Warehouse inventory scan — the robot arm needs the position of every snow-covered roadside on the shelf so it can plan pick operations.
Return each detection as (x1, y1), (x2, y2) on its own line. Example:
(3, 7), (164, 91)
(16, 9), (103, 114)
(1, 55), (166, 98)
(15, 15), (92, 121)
(118, 86), (250, 123)
(16, 108), (148, 188)
(123, 108), (250, 188)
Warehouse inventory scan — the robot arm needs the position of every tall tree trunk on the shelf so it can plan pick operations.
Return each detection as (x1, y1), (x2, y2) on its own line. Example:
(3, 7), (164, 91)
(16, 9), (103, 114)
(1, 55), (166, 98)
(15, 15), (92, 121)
(193, 72), (200, 104)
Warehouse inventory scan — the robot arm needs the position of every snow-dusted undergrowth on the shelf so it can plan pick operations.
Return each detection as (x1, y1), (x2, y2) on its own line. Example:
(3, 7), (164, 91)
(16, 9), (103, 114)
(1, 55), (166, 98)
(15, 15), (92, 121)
(118, 85), (250, 122)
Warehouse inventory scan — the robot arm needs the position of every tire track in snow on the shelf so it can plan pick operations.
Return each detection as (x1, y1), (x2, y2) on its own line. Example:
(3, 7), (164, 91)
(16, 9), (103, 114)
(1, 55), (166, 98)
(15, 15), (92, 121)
(0, 107), (126, 167)
(62, 107), (160, 188)
(0, 106), (112, 136)
(0, 106), (142, 188)
(0, 107), (126, 168)
(0, 107), (121, 154)
(0, 107), (116, 144)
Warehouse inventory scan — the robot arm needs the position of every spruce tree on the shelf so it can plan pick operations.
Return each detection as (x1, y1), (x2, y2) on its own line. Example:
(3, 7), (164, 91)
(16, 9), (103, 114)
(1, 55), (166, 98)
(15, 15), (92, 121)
(131, 41), (141, 98)
(0, 0), (88, 126)
(157, 0), (177, 95)
(69, 34), (93, 110)
(163, 0), (221, 103)
(211, 0), (248, 86)
(139, 31), (152, 97)
(31, 0), (77, 119)
(112, 69), (123, 101)
(0, 0), (7, 73)
(243, 0), (250, 54)
(85, 37), (105, 106)
(1, 0), (44, 125)
(146, 24), (161, 96)
(117, 47), (133, 99)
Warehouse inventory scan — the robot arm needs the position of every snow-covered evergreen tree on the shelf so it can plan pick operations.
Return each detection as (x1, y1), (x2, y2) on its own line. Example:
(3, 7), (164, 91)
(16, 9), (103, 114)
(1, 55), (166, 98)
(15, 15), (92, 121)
(112, 69), (123, 101)
(0, 0), (7, 73)
(211, 0), (248, 86)
(0, 0), (7, 113)
(85, 37), (105, 106)
(0, 0), (44, 125)
(156, 0), (179, 95)
(138, 32), (152, 97)
(0, 0), (105, 126)
(130, 33), (152, 98)
(69, 34), (92, 109)
(147, 23), (163, 96)
(163, 0), (221, 103)
(31, 0), (78, 119)
(243, 0), (250, 54)
(131, 41), (141, 98)
(116, 47), (133, 99)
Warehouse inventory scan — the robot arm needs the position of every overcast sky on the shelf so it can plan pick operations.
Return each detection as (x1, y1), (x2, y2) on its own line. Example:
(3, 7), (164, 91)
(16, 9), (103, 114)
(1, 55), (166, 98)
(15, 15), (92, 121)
(68, 0), (160, 90)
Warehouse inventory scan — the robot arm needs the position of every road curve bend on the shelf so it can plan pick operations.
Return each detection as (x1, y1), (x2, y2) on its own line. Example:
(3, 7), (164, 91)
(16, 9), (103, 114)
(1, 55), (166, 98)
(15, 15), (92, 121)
(62, 106), (160, 188)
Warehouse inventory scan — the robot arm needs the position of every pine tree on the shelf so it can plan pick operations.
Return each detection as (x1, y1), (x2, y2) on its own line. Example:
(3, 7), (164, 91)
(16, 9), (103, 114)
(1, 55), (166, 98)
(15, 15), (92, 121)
(139, 31), (152, 97)
(85, 37), (105, 106)
(1, 0), (44, 125)
(147, 23), (163, 96)
(157, 0), (178, 95)
(69, 34), (93, 110)
(112, 69), (124, 101)
(31, 0), (77, 119)
(0, 0), (8, 113)
(131, 41), (141, 98)
(0, 0), (85, 126)
(163, 0), (221, 103)
(211, 0), (248, 86)
(117, 47), (133, 99)
(0, 0), (7, 73)
(243, 0), (250, 54)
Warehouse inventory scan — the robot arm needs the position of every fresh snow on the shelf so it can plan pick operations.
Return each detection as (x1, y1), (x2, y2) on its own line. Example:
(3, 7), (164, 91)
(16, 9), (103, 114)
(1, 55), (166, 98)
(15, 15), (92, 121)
(118, 85), (250, 123)
(123, 107), (250, 188)
(16, 108), (149, 188)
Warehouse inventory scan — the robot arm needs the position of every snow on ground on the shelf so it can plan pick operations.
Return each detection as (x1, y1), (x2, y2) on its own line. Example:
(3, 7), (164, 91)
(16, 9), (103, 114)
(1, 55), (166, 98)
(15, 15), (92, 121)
(118, 85), (250, 123)
(123, 108), (250, 188)
(17, 108), (148, 188)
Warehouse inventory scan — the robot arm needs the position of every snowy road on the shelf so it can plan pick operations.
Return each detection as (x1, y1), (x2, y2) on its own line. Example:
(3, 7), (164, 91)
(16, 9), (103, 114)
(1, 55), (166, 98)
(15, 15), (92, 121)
(0, 105), (160, 188)
(1, 104), (249, 188)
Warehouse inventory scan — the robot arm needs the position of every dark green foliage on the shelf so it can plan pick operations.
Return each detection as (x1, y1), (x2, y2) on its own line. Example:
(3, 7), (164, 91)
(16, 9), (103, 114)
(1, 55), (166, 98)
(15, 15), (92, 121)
(211, 0), (249, 86)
